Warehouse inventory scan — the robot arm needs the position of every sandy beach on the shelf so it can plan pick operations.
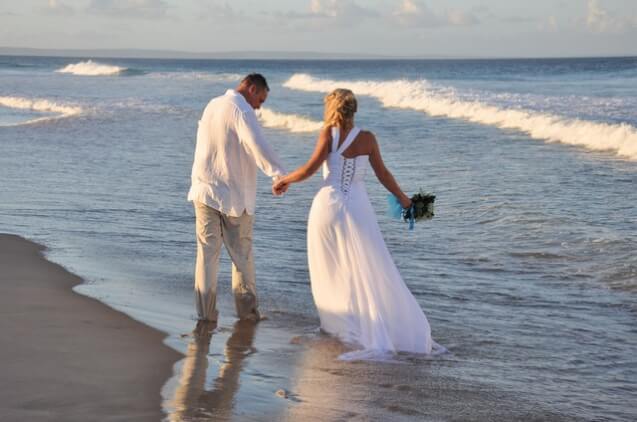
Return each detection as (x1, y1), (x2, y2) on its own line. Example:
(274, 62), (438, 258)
(0, 234), (182, 421)
(0, 233), (579, 422)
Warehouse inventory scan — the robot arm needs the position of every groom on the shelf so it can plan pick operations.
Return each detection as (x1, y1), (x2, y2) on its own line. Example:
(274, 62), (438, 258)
(187, 73), (286, 322)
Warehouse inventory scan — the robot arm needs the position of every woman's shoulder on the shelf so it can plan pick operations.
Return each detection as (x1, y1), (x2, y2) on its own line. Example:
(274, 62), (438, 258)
(319, 125), (333, 142)
(357, 129), (377, 144)
(318, 125), (333, 152)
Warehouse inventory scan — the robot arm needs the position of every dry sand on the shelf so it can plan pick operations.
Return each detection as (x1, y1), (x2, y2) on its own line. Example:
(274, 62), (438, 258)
(0, 234), (182, 421)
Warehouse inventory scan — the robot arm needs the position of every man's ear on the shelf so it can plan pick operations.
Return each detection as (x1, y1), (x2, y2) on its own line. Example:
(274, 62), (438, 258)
(248, 84), (257, 95)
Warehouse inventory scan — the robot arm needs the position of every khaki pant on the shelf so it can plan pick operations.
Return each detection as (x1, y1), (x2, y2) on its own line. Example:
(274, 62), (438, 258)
(193, 202), (258, 321)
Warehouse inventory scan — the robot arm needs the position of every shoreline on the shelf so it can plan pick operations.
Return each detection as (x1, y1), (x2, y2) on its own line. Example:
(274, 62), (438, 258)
(0, 233), (182, 421)
(0, 233), (584, 421)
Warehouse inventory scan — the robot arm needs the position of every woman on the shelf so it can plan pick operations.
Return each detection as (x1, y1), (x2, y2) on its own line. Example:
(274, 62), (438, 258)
(273, 89), (443, 360)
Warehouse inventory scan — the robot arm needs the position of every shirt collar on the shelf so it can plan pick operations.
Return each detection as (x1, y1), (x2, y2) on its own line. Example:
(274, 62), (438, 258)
(226, 89), (252, 110)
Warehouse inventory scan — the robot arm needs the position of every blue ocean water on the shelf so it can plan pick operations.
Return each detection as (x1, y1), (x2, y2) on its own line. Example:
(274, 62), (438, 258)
(1, 56), (636, 420)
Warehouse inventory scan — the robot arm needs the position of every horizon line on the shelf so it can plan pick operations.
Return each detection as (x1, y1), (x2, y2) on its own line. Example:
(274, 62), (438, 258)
(1, 46), (636, 61)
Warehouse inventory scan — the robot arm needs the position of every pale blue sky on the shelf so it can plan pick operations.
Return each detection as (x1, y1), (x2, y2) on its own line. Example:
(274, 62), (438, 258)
(1, 0), (636, 57)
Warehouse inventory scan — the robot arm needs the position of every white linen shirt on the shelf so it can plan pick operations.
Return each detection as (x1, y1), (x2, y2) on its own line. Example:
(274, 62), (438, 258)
(187, 89), (286, 217)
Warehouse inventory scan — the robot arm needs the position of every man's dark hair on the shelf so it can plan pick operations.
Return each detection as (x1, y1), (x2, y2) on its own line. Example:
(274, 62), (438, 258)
(241, 73), (269, 92)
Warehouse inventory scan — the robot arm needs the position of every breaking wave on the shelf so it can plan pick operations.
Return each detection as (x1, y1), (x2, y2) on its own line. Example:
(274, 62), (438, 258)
(56, 60), (128, 76)
(0, 96), (83, 126)
(283, 73), (637, 160)
(257, 107), (323, 133)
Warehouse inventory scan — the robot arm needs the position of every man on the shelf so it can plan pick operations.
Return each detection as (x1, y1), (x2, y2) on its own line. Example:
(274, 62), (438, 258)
(187, 74), (286, 323)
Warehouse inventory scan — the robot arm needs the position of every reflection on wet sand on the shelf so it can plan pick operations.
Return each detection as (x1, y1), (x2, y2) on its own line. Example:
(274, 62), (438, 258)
(283, 335), (364, 421)
(283, 334), (575, 422)
(169, 320), (256, 421)
(165, 320), (572, 421)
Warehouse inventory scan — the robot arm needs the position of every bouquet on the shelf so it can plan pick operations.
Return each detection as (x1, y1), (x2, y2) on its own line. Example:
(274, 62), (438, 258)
(388, 190), (435, 230)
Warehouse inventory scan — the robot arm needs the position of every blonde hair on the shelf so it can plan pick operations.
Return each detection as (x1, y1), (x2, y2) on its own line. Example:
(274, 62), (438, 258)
(323, 88), (357, 129)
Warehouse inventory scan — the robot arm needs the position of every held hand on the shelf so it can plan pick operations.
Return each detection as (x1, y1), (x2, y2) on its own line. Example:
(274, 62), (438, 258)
(273, 181), (289, 196)
(272, 183), (288, 196)
(272, 176), (289, 196)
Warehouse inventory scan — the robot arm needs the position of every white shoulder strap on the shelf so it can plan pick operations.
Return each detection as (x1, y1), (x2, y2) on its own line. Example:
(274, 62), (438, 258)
(330, 126), (340, 153)
(336, 127), (361, 154)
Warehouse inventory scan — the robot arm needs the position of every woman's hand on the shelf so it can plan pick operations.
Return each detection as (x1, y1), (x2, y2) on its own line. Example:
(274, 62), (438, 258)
(272, 176), (289, 196)
(399, 195), (412, 209)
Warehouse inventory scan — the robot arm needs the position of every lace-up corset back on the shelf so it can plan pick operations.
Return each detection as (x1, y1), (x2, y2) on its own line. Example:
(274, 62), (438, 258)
(322, 126), (368, 195)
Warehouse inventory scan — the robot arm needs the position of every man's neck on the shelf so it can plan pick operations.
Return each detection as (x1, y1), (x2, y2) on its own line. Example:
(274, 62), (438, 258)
(236, 88), (249, 102)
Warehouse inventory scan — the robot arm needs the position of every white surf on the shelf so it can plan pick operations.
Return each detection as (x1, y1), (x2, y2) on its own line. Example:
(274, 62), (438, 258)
(56, 60), (127, 76)
(257, 107), (323, 133)
(0, 96), (83, 126)
(284, 73), (637, 160)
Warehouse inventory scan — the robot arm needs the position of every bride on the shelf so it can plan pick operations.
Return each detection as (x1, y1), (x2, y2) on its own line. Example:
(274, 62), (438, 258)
(273, 89), (443, 360)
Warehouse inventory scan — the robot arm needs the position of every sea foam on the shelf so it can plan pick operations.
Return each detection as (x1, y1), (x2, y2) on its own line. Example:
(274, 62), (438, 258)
(0, 96), (83, 125)
(284, 73), (637, 160)
(56, 60), (127, 76)
(257, 107), (323, 133)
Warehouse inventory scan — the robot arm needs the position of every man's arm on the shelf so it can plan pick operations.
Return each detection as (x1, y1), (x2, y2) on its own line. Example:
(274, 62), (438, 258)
(235, 109), (286, 178)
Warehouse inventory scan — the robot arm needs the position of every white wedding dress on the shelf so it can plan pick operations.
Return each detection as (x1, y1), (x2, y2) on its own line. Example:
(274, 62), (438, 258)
(307, 126), (444, 360)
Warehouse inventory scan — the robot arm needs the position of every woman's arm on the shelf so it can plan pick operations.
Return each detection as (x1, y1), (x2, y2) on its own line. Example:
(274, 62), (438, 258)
(368, 134), (412, 208)
(273, 127), (330, 193)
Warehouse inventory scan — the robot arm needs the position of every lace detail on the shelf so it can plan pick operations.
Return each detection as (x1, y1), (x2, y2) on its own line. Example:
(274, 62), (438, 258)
(340, 158), (356, 196)
(322, 126), (367, 196)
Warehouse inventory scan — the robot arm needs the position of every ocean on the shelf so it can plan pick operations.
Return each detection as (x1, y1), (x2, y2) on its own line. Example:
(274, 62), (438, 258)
(1, 56), (636, 421)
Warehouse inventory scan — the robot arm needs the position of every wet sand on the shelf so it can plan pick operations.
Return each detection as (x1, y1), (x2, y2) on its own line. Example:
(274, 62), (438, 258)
(162, 312), (577, 422)
(0, 234), (182, 421)
(1, 233), (578, 421)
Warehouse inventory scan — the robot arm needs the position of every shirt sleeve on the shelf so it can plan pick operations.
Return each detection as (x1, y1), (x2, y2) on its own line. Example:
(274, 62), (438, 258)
(235, 108), (287, 178)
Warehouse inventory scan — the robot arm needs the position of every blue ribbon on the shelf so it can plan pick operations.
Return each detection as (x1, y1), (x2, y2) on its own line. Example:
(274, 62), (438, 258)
(405, 205), (415, 230)
(387, 195), (415, 230)
(387, 194), (403, 219)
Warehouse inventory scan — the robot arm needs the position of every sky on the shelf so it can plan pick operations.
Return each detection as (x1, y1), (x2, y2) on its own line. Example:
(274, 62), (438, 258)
(1, 0), (636, 57)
